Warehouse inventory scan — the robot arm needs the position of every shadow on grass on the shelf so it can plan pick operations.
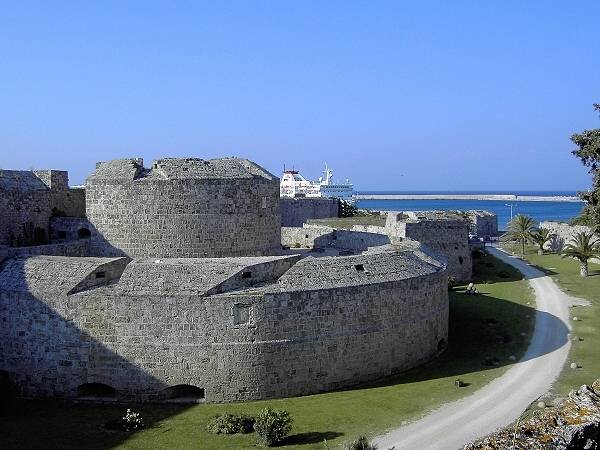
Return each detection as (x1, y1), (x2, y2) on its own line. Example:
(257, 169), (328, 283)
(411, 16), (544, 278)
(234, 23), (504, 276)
(0, 251), (568, 449)
(1, 398), (191, 450)
(0, 256), (194, 450)
(280, 431), (344, 445)
(473, 252), (557, 280)
(349, 292), (568, 391)
(342, 251), (569, 391)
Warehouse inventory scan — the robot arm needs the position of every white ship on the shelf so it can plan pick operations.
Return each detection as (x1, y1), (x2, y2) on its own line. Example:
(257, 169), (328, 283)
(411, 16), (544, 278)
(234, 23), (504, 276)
(280, 165), (354, 201)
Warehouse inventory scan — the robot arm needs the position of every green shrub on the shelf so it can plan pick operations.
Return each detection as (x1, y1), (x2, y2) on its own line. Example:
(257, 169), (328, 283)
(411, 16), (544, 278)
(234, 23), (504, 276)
(254, 408), (293, 446)
(104, 409), (144, 432)
(344, 435), (377, 450)
(447, 276), (457, 290)
(206, 413), (255, 434)
(122, 409), (144, 431)
(339, 200), (358, 218)
(293, 242), (302, 248)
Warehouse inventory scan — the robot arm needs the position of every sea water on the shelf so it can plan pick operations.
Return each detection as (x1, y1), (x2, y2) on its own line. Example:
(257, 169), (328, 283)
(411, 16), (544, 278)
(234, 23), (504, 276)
(356, 191), (585, 230)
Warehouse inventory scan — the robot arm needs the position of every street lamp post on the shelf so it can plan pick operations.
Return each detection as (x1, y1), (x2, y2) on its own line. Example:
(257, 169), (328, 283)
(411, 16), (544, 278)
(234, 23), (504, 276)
(505, 203), (515, 222)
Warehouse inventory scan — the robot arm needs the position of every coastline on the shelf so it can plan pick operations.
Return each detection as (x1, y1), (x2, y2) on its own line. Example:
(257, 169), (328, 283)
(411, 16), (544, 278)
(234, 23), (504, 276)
(354, 194), (583, 202)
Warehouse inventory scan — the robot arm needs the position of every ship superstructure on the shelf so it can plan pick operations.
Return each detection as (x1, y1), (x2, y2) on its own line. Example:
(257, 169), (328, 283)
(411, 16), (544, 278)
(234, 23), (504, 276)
(280, 165), (354, 201)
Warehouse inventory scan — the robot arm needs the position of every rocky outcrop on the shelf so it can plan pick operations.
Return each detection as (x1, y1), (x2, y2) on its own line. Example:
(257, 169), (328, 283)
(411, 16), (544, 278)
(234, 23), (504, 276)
(466, 380), (600, 449)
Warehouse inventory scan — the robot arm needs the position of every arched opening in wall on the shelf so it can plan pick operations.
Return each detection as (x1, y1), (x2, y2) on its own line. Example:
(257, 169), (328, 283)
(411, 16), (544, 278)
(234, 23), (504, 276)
(458, 256), (464, 265)
(162, 384), (205, 403)
(437, 338), (447, 352)
(77, 382), (116, 399)
(33, 227), (47, 245)
(77, 228), (91, 239)
(0, 370), (17, 400)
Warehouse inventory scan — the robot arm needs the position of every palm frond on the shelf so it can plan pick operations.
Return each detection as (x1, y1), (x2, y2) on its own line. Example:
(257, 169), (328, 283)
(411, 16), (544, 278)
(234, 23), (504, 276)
(561, 231), (600, 262)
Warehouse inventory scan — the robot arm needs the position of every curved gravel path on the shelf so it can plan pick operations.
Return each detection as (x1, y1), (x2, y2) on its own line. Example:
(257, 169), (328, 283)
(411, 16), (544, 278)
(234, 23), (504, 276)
(373, 246), (572, 450)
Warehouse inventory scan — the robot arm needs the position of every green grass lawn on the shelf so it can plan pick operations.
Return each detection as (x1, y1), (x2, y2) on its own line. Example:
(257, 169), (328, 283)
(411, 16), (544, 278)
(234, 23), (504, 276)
(501, 243), (600, 400)
(1, 253), (534, 450)
(306, 215), (386, 229)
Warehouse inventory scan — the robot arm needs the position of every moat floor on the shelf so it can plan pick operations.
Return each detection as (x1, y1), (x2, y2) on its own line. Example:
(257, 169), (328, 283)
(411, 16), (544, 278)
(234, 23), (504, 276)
(1, 253), (535, 450)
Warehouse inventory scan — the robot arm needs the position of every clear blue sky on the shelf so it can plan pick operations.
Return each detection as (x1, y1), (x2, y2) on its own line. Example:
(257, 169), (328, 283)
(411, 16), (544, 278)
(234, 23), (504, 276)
(1, 1), (599, 190)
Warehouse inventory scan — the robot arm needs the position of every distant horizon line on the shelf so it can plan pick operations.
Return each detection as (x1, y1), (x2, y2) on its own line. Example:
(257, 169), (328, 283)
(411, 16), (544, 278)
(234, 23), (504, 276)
(356, 189), (585, 194)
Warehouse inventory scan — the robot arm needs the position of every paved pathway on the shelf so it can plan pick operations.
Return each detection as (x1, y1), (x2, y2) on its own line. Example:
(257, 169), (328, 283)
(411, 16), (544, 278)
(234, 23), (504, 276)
(373, 247), (572, 450)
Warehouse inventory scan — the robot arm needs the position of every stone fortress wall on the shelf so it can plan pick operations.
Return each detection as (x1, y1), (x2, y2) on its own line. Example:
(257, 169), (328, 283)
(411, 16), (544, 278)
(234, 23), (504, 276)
(85, 157), (281, 258)
(540, 221), (600, 263)
(540, 221), (598, 251)
(280, 197), (339, 227)
(283, 209), (494, 283)
(385, 211), (472, 282)
(0, 170), (85, 247)
(467, 210), (499, 237)
(0, 247), (448, 402)
(281, 210), (477, 282)
(282, 224), (391, 252)
(0, 157), (451, 403)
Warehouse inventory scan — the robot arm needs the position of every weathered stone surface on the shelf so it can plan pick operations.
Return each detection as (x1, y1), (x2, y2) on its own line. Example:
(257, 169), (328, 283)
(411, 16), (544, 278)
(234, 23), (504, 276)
(541, 221), (600, 263)
(0, 255), (128, 295)
(282, 225), (390, 251)
(386, 211), (472, 282)
(0, 170), (85, 247)
(465, 380), (600, 449)
(0, 240), (89, 263)
(0, 157), (452, 404)
(280, 197), (339, 227)
(85, 157), (281, 258)
(467, 210), (498, 238)
(273, 248), (442, 291)
(0, 246), (448, 403)
(49, 217), (93, 243)
(117, 255), (301, 296)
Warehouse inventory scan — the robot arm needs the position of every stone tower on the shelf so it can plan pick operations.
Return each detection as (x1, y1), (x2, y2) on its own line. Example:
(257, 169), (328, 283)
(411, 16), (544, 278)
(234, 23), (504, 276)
(85, 157), (281, 258)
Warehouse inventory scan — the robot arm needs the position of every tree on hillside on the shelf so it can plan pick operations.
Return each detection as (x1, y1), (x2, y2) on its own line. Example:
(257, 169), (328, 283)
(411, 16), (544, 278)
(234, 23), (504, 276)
(530, 228), (552, 255)
(571, 103), (600, 230)
(502, 214), (536, 255)
(561, 231), (600, 277)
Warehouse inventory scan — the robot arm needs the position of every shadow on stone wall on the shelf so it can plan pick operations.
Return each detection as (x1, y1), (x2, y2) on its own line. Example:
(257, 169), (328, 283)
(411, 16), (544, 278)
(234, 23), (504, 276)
(49, 218), (128, 257)
(0, 258), (192, 449)
(341, 293), (568, 390)
(88, 220), (132, 257)
(312, 229), (390, 253)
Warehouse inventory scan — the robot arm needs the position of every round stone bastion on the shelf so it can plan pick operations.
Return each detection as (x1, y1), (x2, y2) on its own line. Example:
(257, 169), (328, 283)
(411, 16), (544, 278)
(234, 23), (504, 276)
(0, 242), (448, 403)
(85, 157), (281, 258)
(0, 156), (449, 404)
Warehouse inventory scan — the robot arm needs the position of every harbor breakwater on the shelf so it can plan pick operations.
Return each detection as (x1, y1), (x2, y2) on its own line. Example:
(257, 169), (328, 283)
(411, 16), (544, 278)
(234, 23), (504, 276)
(355, 194), (582, 202)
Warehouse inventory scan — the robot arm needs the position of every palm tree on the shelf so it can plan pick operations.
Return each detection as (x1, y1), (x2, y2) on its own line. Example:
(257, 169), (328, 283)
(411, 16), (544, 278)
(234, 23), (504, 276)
(530, 228), (552, 255)
(561, 231), (600, 277)
(503, 214), (536, 255)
